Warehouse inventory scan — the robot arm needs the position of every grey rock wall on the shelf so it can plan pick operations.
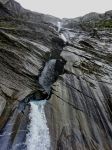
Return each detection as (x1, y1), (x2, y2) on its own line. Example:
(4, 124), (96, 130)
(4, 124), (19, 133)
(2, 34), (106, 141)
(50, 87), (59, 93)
(0, 0), (112, 149)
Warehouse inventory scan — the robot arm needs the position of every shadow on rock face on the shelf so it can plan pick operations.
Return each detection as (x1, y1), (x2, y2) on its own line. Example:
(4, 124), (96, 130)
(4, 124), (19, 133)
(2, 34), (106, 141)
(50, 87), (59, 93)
(52, 37), (65, 47)
(79, 40), (94, 49)
(55, 58), (67, 75)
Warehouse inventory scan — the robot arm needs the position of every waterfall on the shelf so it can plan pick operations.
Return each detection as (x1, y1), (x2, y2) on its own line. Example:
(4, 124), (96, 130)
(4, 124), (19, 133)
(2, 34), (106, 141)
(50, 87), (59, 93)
(59, 34), (67, 43)
(57, 22), (67, 43)
(57, 21), (61, 32)
(26, 100), (50, 150)
(39, 59), (56, 93)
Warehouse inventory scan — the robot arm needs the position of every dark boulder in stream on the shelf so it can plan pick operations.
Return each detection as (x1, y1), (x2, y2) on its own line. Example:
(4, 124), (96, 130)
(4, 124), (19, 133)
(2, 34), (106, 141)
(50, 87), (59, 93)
(0, 0), (112, 149)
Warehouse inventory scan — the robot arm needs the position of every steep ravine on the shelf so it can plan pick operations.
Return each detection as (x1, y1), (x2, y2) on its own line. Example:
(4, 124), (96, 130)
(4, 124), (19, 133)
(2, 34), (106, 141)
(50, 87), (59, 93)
(0, 0), (112, 150)
(0, 0), (67, 149)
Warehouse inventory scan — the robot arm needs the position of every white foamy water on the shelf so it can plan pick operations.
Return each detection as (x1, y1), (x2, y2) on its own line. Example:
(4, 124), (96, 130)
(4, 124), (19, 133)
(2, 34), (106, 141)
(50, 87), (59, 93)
(57, 21), (61, 32)
(57, 21), (68, 43)
(59, 34), (67, 43)
(26, 101), (50, 150)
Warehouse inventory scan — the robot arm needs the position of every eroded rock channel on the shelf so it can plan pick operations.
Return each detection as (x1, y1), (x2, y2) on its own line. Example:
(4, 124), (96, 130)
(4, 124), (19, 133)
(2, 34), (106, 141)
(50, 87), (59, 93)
(0, 0), (112, 150)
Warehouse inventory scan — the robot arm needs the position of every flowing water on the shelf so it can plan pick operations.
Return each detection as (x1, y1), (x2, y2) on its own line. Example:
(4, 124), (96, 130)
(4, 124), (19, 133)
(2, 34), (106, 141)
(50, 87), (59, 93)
(59, 34), (67, 43)
(39, 59), (56, 93)
(26, 100), (50, 150)
(57, 22), (61, 32)
(57, 21), (68, 43)
(0, 100), (50, 150)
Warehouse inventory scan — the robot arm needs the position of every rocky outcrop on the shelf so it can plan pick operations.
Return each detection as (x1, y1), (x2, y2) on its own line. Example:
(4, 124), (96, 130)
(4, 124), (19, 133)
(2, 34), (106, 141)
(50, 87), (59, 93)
(3, 0), (60, 25)
(0, 0), (62, 130)
(0, 0), (112, 149)
(46, 29), (112, 149)
(62, 10), (112, 31)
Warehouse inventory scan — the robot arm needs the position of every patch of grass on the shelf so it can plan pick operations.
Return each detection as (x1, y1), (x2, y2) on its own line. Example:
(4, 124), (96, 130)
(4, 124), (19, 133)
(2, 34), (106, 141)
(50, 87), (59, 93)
(80, 19), (112, 31)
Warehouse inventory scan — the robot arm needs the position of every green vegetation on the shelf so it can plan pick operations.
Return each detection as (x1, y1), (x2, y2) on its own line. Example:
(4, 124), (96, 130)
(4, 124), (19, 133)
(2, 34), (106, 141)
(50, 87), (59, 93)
(95, 20), (112, 28)
(80, 19), (112, 31)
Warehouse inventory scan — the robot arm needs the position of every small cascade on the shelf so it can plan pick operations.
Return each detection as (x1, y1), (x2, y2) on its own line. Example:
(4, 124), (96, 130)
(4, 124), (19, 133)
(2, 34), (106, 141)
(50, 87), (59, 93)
(57, 21), (62, 32)
(57, 21), (68, 43)
(26, 100), (50, 150)
(39, 59), (56, 93)
(59, 34), (68, 43)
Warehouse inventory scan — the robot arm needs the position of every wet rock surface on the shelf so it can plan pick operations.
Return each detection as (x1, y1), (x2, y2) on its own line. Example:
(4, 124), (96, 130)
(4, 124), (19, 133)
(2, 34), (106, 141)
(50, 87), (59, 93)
(0, 0), (112, 149)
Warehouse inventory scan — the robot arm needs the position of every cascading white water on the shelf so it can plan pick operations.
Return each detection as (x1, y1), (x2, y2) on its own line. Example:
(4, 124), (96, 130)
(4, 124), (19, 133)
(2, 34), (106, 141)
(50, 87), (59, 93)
(39, 59), (56, 93)
(59, 34), (67, 43)
(57, 22), (67, 43)
(57, 21), (61, 32)
(26, 100), (50, 150)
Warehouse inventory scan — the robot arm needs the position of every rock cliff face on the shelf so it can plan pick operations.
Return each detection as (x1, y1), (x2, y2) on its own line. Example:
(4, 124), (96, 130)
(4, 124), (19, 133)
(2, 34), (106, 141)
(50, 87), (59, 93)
(0, 0), (112, 149)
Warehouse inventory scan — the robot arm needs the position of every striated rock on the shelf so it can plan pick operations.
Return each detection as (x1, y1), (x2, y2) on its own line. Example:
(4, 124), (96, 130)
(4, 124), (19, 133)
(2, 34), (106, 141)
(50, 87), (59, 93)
(81, 12), (102, 22)
(46, 27), (112, 150)
(4, 0), (60, 25)
(0, 0), (112, 150)
(0, 0), (61, 131)
(0, 96), (6, 116)
(105, 10), (112, 19)
(62, 10), (112, 31)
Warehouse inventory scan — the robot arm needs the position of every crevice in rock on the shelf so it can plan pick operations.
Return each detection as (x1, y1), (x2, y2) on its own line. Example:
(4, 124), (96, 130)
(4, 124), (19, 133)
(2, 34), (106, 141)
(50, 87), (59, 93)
(38, 58), (66, 96)
(36, 22), (68, 99)
(79, 40), (94, 49)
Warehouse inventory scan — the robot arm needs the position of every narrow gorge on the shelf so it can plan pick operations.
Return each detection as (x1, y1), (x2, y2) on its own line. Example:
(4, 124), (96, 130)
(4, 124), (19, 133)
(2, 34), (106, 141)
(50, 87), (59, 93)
(0, 0), (112, 150)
